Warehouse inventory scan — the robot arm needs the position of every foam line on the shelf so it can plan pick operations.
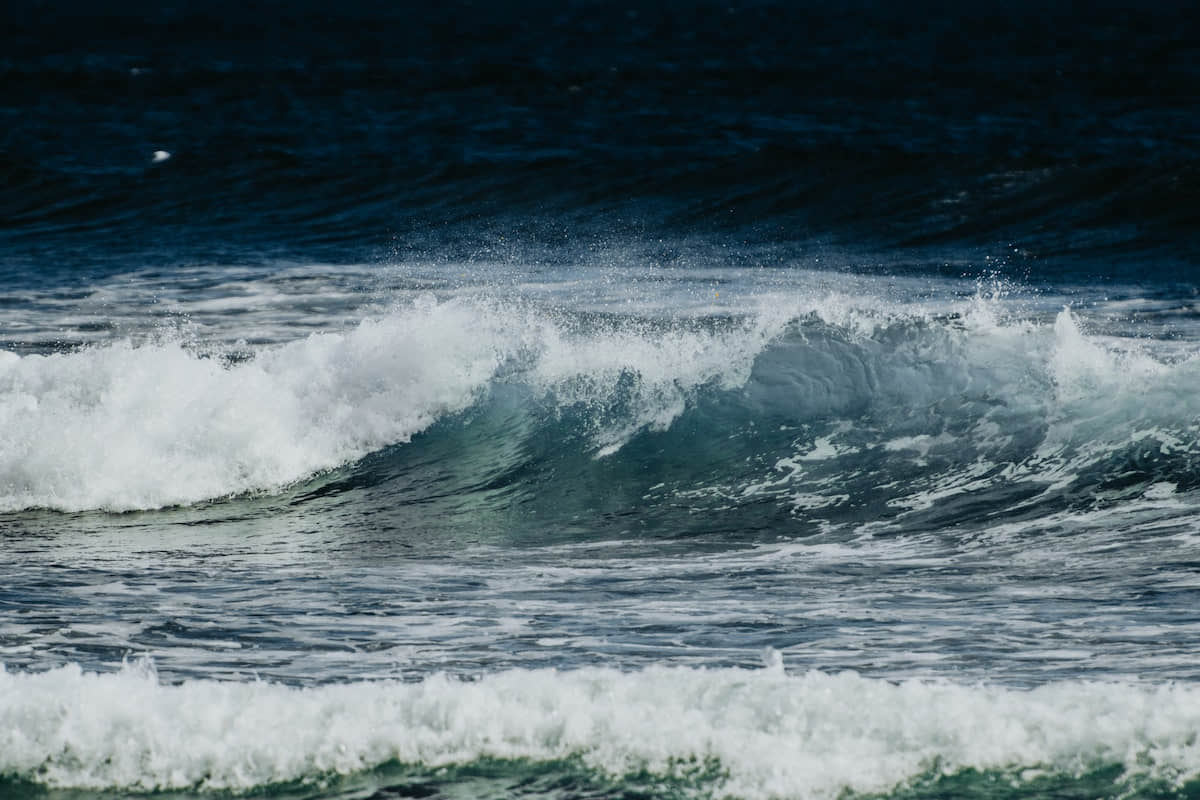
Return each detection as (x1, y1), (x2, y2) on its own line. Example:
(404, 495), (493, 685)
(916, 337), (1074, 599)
(3, 661), (1199, 797)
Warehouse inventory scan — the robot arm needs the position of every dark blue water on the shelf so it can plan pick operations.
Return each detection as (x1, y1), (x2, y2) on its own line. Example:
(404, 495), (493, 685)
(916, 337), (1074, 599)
(5, 1), (1198, 274)
(3, 3), (1200, 798)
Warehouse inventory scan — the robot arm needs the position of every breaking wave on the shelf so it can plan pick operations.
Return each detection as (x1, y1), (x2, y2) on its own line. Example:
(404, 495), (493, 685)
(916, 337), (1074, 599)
(2, 292), (1198, 518)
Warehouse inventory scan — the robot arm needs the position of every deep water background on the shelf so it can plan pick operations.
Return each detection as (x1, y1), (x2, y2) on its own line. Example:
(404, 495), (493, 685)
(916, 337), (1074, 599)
(3, 0), (1198, 279)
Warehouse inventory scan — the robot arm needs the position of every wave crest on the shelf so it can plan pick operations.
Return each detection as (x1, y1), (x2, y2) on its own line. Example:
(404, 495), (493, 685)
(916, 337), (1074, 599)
(3, 294), (1199, 516)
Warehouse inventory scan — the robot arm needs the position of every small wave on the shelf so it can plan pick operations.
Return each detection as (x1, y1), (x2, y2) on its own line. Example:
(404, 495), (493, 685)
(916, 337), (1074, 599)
(684, 304), (1200, 526)
(2, 659), (1199, 798)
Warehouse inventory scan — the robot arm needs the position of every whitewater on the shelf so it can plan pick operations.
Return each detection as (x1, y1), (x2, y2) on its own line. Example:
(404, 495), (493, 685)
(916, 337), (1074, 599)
(3, 268), (1196, 516)
(5, 658), (1200, 799)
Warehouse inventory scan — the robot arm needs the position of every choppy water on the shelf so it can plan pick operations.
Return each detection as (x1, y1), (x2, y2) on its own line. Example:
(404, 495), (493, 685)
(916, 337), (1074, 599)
(4, 2), (1200, 798)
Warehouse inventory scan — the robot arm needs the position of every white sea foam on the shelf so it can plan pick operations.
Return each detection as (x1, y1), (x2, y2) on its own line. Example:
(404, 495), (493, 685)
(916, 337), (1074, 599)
(0, 296), (793, 511)
(0, 297), (515, 511)
(2, 661), (1200, 797)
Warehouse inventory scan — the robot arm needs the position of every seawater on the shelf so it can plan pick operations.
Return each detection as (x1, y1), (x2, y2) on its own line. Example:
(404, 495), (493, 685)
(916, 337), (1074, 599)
(3, 2), (1200, 798)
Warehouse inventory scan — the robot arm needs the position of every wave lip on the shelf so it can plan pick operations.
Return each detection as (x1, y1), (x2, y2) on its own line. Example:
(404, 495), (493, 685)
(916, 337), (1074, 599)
(2, 660), (1200, 798)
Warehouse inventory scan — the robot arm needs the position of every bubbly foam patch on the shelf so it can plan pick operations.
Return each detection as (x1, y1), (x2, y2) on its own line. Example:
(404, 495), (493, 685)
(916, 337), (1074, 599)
(2, 661), (1200, 797)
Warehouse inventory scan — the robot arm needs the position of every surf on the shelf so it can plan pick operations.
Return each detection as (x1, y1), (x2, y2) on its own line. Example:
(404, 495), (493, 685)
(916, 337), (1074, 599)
(2, 288), (1198, 524)
(3, 658), (1200, 799)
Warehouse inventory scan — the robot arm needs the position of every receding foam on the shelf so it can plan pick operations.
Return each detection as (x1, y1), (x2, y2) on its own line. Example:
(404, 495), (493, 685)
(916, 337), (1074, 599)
(2, 661), (1200, 797)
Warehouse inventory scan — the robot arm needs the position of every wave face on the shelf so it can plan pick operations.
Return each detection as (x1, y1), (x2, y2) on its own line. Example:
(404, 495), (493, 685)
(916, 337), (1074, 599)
(3, 661), (1200, 799)
(4, 291), (1200, 532)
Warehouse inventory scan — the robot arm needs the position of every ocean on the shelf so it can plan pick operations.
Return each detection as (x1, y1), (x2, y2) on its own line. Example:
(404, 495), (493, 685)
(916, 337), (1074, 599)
(3, 1), (1200, 798)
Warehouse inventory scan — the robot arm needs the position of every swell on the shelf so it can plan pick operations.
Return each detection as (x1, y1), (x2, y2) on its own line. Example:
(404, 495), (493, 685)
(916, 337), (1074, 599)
(0, 295), (788, 512)
(3, 146), (1195, 275)
(358, 303), (1200, 540)
(3, 3), (1197, 268)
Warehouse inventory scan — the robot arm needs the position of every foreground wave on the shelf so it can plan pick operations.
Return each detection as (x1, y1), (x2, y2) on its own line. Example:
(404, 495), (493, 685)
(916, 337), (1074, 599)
(2, 660), (1199, 799)
(3, 292), (1200, 518)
